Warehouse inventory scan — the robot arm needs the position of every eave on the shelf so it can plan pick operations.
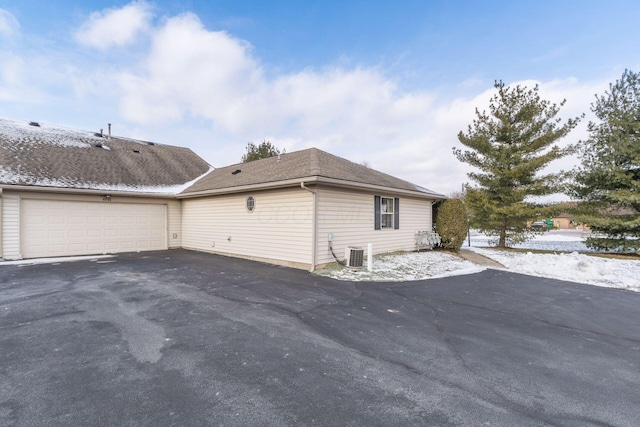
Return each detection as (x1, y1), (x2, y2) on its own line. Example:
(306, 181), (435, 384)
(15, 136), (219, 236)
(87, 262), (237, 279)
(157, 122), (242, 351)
(0, 184), (177, 199)
(177, 175), (446, 200)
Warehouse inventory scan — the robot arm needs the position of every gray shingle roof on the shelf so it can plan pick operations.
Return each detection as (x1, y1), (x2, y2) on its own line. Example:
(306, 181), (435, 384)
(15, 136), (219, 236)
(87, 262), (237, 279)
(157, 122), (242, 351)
(0, 118), (211, 194)
(181, 147), (443, 198)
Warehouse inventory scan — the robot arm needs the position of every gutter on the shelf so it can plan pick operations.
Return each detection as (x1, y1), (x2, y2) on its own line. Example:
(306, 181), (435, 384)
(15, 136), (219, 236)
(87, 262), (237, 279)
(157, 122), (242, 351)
(300, 182), (317, 272)
(178, 176), (446, 200)
(0, 184), (177, 199)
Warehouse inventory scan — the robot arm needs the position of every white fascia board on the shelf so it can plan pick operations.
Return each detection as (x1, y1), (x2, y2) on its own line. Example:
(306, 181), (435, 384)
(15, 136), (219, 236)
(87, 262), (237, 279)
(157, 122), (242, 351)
(315, 177), (447, 199)
(177, 177), (321, 198)
(177, 176), (446, 200)
(0, 184), (176, 199)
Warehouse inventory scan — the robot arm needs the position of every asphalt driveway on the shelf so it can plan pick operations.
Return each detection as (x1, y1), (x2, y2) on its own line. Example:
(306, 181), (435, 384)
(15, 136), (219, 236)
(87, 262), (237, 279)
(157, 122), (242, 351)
(1, 250), (639, 426)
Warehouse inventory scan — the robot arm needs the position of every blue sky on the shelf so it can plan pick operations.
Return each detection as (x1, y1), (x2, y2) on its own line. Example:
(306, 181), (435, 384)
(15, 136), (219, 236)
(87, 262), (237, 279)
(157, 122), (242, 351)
(1, 0), (639, 194)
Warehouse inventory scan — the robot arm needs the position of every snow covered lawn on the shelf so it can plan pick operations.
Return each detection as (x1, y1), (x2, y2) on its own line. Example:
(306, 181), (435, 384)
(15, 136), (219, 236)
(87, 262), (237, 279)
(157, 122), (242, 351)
(315, 229), (639, 292)
(315, 251), (484, 282)
(468, 247), (640, 292)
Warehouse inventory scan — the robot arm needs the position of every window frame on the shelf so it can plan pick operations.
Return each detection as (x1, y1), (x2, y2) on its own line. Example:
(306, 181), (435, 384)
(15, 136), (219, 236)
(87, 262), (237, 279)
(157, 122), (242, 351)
(380, 197), (395, 229)
(374, 195), (399, 230)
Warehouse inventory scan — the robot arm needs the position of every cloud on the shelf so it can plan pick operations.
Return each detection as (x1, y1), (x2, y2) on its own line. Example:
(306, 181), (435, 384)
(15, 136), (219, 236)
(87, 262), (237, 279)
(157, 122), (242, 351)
(118, 12), (261, 125)
(0, 9), (20, 38)
(75, 1), (153, 49)
(116, 13), (437, 155)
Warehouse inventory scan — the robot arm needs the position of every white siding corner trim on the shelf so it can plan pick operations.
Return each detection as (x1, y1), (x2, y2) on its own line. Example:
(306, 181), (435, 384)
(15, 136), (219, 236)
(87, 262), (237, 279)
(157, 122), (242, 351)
(2, 193), (21, 260)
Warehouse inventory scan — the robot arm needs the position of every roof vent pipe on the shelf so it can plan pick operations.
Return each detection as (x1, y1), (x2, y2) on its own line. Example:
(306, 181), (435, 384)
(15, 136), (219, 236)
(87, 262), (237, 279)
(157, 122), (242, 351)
(108, 123), (111, 139)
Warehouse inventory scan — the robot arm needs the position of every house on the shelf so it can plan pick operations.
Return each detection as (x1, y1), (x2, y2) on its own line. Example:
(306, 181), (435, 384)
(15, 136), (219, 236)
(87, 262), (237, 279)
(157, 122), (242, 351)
(0, 118), (444, 271)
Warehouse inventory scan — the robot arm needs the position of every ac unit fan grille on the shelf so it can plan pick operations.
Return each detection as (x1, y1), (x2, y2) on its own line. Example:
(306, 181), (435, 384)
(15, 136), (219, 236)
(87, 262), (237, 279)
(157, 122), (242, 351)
(345, 247), (364, 268)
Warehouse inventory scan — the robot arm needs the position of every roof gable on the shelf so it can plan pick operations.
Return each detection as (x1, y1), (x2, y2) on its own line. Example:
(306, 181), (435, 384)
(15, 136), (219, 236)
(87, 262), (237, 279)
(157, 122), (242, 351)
(181, 147), (443, 197)
(0, 118), (211, 194)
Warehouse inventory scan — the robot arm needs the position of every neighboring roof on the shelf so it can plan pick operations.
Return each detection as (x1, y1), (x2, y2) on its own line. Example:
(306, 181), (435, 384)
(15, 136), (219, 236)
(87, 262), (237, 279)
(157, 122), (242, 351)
(0, 118), (211, 194)
(181, 147), (444, 198)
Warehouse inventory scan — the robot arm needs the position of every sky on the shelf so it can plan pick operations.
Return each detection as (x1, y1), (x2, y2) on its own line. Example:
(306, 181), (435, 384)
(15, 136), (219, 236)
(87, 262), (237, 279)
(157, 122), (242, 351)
(1, 0), (639, 196)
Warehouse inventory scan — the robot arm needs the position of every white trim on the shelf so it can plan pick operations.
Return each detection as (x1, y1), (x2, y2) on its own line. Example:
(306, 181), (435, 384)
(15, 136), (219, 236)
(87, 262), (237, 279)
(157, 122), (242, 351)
(178, 176), (446, 200)
(0, 184), (176, 198)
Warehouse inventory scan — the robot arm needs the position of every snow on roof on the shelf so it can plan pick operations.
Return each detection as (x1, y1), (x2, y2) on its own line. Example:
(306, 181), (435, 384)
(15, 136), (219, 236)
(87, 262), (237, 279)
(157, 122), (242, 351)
(0, 117), (211, 194)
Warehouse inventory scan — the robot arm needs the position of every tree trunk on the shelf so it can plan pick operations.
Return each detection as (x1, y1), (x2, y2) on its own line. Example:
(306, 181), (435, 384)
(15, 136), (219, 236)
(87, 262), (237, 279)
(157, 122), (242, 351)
(498, 216), (507, 248)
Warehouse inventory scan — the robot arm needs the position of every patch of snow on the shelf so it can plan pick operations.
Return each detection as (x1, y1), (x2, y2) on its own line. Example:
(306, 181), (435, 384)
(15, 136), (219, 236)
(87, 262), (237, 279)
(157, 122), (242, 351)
(0, 254), (115, 266)
(467, 247), (640, 292)
(469, 229), (592, 252)
(0, 117), (103, 148)
(0, 162), (214, 195)
(316, 251), (484, 282)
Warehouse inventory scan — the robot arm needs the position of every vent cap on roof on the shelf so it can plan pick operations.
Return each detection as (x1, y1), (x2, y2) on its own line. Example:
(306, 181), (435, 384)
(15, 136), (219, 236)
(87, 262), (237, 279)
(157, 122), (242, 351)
(29, 121), (40, 127)
(231, 169), (241, 175)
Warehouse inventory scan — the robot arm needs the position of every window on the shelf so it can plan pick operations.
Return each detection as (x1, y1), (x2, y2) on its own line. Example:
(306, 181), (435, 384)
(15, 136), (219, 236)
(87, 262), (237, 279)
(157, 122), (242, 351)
(246, 196), (255, 212)
(374, 196), (399, 230)
(381, 197), (394, 228)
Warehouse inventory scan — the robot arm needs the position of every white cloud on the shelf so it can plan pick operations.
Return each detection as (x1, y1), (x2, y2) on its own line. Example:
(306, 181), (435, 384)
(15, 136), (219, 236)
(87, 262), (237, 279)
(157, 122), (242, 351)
(75, 1), (153, 49)
(118, 12), (261, 124)
(0, 8), (20, 38)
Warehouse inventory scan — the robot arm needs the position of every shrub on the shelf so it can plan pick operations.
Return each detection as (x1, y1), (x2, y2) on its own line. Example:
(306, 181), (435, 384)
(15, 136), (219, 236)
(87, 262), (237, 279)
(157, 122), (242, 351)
(435, 198), (468, 252)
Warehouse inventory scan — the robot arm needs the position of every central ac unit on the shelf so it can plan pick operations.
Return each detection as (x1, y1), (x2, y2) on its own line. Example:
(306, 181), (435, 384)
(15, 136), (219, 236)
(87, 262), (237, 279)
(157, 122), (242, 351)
(344, 246), (364, 268)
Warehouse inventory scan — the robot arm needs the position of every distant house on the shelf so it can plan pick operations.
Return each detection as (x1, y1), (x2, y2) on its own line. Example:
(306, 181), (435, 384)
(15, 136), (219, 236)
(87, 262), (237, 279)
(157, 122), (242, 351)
(0, 118), (444, 271)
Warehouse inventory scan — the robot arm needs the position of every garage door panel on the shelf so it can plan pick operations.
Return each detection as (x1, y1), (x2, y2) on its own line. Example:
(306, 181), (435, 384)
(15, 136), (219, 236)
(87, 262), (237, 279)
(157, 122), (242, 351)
(21, 200), (167, 258)
(49, 215), (65, 225)
(104, 229), (119, 237)
(48, 230), (65, 239)
(121, 229), (134, 237)
(69, 230), (86, 238)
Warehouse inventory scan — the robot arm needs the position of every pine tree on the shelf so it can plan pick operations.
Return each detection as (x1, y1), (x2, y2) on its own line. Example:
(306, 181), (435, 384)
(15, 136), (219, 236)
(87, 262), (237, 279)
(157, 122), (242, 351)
(241, 140), (281, 162)
(572, 70), (640, 252)
(454, 82), (581, 247)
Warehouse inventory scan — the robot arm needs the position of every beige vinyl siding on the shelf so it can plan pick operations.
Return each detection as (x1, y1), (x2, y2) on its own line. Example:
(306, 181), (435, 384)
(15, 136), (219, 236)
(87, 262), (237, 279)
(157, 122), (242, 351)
(316, 186), (433, 266)
(168, 200), (182, 248)
(182, 187), (314, 269)
(2, 192), (20, 260)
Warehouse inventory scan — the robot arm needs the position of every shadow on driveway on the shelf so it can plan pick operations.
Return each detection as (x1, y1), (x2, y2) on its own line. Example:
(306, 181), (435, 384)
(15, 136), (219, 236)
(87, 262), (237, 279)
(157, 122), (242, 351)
(1, 249), (638, 426)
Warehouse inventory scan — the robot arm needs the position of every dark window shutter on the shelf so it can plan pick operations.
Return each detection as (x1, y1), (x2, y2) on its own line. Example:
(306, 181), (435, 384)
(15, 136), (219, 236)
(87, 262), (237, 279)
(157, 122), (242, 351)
(374, 196), (381, 230)
(394, 197), (400, 229)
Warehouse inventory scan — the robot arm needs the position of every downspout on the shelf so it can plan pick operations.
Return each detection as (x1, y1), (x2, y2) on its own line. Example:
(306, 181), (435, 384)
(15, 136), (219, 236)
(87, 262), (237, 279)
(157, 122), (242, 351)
(300, 182), (317, 272)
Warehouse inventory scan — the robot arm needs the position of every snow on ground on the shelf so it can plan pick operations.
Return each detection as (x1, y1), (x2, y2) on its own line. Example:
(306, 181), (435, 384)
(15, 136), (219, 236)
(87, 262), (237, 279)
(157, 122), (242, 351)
(468, 247), (640, 292)
(469, 229), (592, 252)
(316, 251), (484, 282)
(316, 229), (639, 292)
(315, 251), (484, 282)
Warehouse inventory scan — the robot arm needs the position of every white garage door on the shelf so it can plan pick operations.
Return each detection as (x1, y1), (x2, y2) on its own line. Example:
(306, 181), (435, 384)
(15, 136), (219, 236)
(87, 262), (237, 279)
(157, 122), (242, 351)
(21, 199), (167, 258)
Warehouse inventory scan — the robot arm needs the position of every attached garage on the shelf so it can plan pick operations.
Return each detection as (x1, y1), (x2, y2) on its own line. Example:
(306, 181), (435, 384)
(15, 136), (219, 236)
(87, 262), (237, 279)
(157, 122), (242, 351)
(20, 199), (167, 258)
